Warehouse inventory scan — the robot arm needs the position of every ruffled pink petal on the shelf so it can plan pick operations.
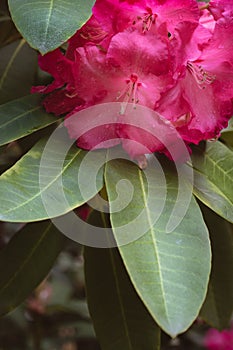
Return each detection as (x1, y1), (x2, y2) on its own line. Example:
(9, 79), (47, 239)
(107, 30), (170, 76)
(66, 15), (107, 60)
(64, 103), (122, 150)
(178, 71), (233, 143)
(116, 105), (184, 158)
(93, 0), (138, 34)
(42, 90), (84, 116)
(151, 0), (200, 32)
(31, 49), (75, 94)
(155, 81), (190, 123)
(74, 46), (108, 103)
(209, 0), (233, 20)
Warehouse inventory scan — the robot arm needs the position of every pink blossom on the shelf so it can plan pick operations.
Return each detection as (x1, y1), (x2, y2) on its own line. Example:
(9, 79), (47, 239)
(32, 0), (233, 160)
(209, 0), (233, 20)
(31, 49), (75, 94)
(93, 0), (200, 35)
(204, 328), (233, 350)
(156, 17), (233, 144)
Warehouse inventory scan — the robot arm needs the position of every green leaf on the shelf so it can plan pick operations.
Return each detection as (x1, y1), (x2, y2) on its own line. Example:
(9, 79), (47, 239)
(0, 220), (65, 315)
(0, 94), (59, 146)
(200, 204), (233, 329)
(221, 117), (233, 134)
(220, 118), (233, 148)
(0, 39), (37, 104)
(0, 9), (20, 48)
(105, 158), (211, 337)
(0, 138), (106, 222)
(190, 141), (233, 223)
(84, 212), (161, 350)
(8, 0), (95, 54)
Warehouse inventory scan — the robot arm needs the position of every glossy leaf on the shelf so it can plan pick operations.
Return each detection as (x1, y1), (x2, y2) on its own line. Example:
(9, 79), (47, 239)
(0, 94), (59, 146)
(0, 221), (65, 315)
(220, 119), (233, 148)
(0, 138), (105, 222)
(0, 39), (37, 104)
(200, 205), (233, 329)
(85, 211), (160, 350)
(190, 141), (233, 223)
(105, 158), (211, 337)
(8, 0), (95, 54)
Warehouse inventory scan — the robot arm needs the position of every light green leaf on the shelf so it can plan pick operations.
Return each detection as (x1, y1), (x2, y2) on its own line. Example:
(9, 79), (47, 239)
(200, 205), (233, 329)
(0, 39), (37, 104)
(84, 211), (160, 350)
(0, 138), (105, 222)
(8, 0), (95, 54)
(190, 141), (233, 223)
(0, 94), (59, 146)
(105, 158), (211, 337)
(0, 221), (65, 315)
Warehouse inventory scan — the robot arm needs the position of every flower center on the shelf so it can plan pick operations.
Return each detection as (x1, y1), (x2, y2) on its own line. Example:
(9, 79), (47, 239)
(187, 62), (216, 89)
(116, 73), (142, 114)
(80, 26), (106, 42)
(133, 7), (157, 33)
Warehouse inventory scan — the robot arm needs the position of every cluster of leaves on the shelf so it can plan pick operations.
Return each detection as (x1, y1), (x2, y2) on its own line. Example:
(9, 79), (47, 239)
(0, 1), (233, 350)
(0, 225), (99, 350)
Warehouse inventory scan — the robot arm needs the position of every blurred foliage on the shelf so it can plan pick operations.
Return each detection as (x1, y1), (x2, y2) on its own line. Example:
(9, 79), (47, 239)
(0, 221), (210, 350)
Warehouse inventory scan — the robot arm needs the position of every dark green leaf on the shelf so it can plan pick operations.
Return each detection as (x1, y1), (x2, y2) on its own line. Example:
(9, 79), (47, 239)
(85, 211), (160, 350)
(105, 158), (211, 337)
(190, 141), (233, 223)
(0, 221), (65, 315)
(0, 39), (37, 104)
(0, 94), (59, 146)
(0, 9), (20, 48)
(0, 138), (106, 221)
(220, 118), (233, 148)
(8, 0), (95, 54)
(200, 204), (233, 329)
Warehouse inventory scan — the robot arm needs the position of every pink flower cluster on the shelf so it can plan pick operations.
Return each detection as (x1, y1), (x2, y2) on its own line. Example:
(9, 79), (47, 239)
(204, 327), (233, 350)
(32, 0), (233, 159)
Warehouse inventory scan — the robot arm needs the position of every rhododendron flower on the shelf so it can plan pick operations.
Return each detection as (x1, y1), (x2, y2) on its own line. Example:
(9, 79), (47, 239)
(93, 0), (200, 35)
(32, 0), (233, 161)
(204, 328), (233, 350)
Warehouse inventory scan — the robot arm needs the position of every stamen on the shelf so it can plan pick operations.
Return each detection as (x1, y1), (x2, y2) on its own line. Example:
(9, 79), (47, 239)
(199, 3), (209, 11)
(80, 27), (106, 42)
(187, 62), (216, 89)
(133, 7), (157, 33)
(65, 91), (78, 98)
(142, 13), (156, 33)
(116, 74), (141, 115)
(172, 113), (191, 127)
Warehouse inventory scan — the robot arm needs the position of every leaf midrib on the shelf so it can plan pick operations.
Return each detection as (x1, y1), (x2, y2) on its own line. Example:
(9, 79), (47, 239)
(43, 0), (54, 46)
(109, 248), (134, 350)
(191, 166), (233, 207)
(205, 151), (233, 184)
(136, 169), (170, 326)
(103, 158), (134, 349)
(0, 223), (52, 299)
(0, 106), (41, 130)
(0, 39), (25, 90)
(1, 147), (82, 216)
